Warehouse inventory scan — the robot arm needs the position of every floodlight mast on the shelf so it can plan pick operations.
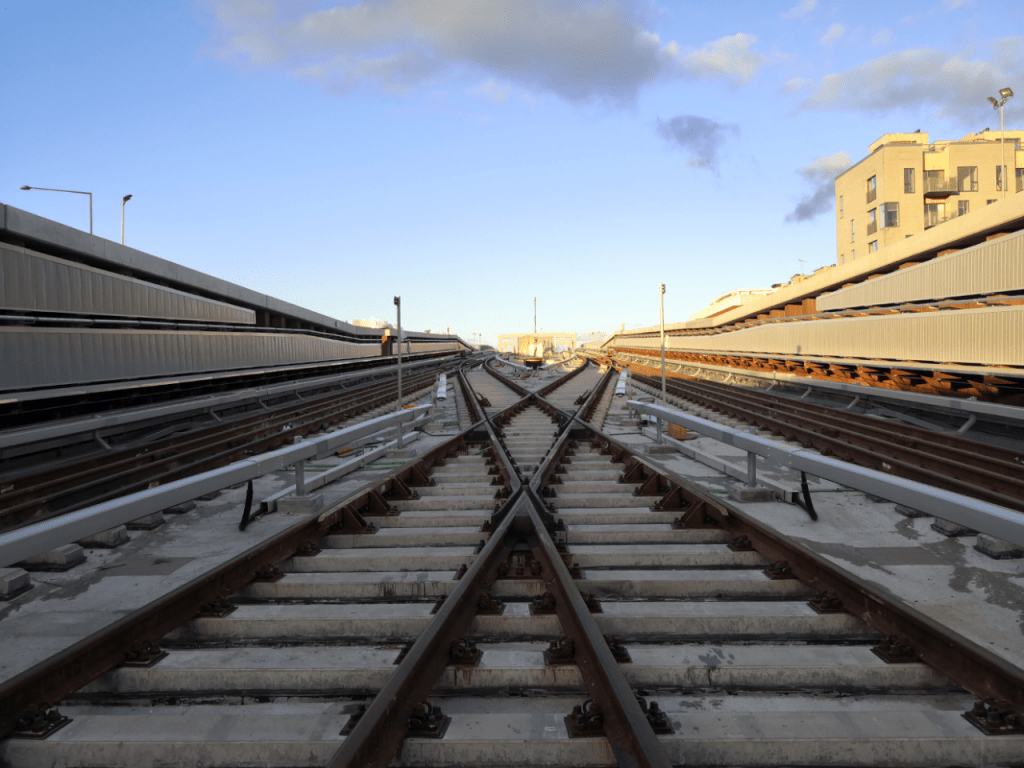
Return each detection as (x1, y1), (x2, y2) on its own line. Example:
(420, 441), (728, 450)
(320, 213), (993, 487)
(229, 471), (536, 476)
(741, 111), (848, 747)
(988, 88), (1014, 199)
(20, 185), (93, 233)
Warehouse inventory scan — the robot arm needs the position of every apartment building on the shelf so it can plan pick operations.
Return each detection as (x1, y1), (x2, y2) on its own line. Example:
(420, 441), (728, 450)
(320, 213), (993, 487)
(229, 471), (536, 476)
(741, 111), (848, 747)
(835, 129), (1024, 264)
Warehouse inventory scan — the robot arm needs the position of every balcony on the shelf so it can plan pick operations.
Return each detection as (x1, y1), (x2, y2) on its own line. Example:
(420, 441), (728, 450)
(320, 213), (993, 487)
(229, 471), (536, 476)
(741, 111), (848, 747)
(866, 187), (877, 203)
(922, 177), (959, 198)
(923, 208), (962, 229)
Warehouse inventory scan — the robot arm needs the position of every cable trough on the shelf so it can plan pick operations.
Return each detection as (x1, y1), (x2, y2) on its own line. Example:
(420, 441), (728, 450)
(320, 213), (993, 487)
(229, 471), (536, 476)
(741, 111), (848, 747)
(1, 361), (1023, 766)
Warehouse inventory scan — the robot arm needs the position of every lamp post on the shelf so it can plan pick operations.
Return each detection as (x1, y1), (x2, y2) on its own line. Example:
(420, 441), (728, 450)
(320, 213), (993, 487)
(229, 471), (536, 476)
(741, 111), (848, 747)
(20, 185), (93, 233)
(659, 283), (666, 444)
(121, 195), (132, 245)
(394, 296), (404, 449)
(988, 87), (1014, 199)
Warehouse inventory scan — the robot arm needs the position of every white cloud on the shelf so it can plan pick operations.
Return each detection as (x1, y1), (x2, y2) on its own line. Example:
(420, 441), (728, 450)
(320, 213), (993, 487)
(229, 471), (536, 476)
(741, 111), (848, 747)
(781, 0), (816, 20)
(469, 78), (509, 104)
(782, 77), (814, 94)
(819, 22), (845, 47)
(786, 151), (853, 223)
(798, 40), (1024, 123)
(871, 28), (893, 47)
(672, 33), (778, 85)
(207, 1), (780, 103)
(656, 114), (740, 172)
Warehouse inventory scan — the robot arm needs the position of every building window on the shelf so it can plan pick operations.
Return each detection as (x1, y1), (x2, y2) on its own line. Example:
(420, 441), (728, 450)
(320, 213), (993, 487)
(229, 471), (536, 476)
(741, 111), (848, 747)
(1017, 168), (1024, 193)
(904, 168), (915, 193)
(839, 254), (845, 265)
(851, 219), (855, 242)
(923, 170), (944, 192)
(868, 240), (878, 252)
(958, 199), (970, 216)
(867, 208), (877, 235)
(988, 199), (997, 205)
(880, 202), (899, 228)
(997, 165), (1003, 191)
(839, 195), (843, 218)
(957, 166), (978, 192)
(851, 249), (855, 261)
(867, 175), (877, 203)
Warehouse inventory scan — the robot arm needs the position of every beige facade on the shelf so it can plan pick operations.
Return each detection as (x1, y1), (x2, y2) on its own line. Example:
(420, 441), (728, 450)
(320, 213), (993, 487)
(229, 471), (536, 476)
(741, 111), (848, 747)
(835, 130), (1024, 264)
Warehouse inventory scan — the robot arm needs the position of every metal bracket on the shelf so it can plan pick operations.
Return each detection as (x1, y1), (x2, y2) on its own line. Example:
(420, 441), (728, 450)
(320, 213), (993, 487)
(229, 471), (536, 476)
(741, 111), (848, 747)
(407, 702), (451, 739)
(963, 699), (1024, 735)
(530, 591), (557, 615)
(122, 640), (168, 668)
(9, 706), (71, 740)
(565, 699), (605, 738)
(544, 636), (576, 666)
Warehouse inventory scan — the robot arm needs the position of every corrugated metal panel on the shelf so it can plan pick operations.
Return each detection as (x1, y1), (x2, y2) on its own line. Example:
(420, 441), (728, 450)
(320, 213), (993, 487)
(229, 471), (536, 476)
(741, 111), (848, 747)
(612, 306), (1024, 367)
(0, 244), (255, 325)
(405, 341), (461, 354)
(817, 230), (1024, 311)
(0, 328), (379, 392)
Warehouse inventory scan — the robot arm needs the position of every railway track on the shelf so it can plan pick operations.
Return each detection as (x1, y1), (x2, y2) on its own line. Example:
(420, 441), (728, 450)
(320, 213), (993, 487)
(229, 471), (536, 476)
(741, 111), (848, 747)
(2, 360), (1023, 766)
(0, 366), (450, 532)
(621, 362), (1024, 515)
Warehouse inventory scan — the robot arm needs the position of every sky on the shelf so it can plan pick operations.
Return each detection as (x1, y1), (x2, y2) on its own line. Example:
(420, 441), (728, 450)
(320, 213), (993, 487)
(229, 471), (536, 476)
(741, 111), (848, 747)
(4, 0), (1023, 346)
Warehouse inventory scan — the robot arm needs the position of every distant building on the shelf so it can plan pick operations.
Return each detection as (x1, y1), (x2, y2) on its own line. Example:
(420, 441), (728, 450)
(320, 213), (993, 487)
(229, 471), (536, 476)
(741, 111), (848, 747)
(835, 129), (1024, 264)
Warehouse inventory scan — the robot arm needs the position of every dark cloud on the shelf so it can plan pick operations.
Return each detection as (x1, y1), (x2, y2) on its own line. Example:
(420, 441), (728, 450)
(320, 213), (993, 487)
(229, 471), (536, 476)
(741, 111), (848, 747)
(656, 115), (739, 171)
(785, 151), (853, 223)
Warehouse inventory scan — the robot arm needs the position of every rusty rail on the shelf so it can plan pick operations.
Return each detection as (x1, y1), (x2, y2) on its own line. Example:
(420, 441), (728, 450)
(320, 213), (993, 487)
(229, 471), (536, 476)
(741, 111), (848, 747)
(482, 359), (530, 396)
(626, 368), (1024, 515)
(326, 402), (528, 768)
(0, 425), (480, 740)
(544, 407), (1024, 727)
(0, 368), (444, 532)
(535, 358), (590, 397)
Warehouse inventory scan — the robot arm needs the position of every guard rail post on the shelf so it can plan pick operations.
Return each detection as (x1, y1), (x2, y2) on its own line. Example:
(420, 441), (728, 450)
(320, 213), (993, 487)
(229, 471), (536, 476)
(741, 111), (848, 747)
(746, 426), (757, 487)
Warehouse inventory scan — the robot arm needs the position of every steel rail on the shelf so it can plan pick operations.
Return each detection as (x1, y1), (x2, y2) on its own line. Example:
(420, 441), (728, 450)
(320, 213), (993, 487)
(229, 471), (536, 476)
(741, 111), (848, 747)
(0, 353), (458, 454)
(0, 418), (474, 739)
(333, 366), (668, 768)
(0, 406), (431, 568)
(523, 389), (673, 768)
(561, 415), (1024, 723)
(522, 487), (672, 768)
(627, 368), (1024, 515)
(602, 347), (1024, 428)
(535, 357), (590, 398)
(326, 400), (529, 768)
(455, 367), (485, 424)
(0, 349), (465, 431)
(482, 358), (531, 396)
(0, 369), (443, 530)
(631, 367), (1022, 471)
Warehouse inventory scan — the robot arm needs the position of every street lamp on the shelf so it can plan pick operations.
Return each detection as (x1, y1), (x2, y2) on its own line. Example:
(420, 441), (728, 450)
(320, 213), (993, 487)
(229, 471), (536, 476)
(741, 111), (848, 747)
(20, 185), (93, 233)
(659, 283), (666, 444)
(394, 296), (403, 449)
(121, 195), (133, 245)
(987, 87), (1014, 199)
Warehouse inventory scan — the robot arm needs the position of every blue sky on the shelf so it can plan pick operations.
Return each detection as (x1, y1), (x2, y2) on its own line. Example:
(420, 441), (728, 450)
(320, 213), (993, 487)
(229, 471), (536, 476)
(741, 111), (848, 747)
(4, 0), (1023, 345)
